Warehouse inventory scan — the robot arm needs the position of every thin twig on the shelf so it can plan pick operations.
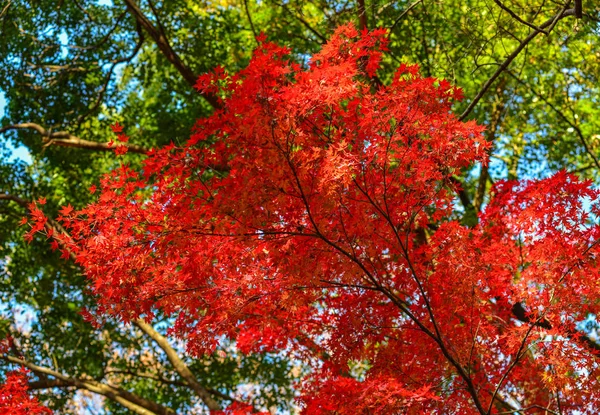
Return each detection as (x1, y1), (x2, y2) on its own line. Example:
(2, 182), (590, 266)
(460, 6), (576, 120)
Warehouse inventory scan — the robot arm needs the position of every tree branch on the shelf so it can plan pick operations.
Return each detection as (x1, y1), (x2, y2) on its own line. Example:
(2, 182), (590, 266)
(133, 319), (221, 411)
(105, 368), (248, 405)
(493, 0), (550, 33)
(510, 302), (600, 354)
(449, 175), (475, 214)
(74, 21), (145, 127)
(0, 193), (29, 208)
(388, 0), (424, 39)
(0, 123), (148, 154)
(506, 70), (600, 171)
(574, 0), (582, 18)
(243, 0), (259, 42)
(122, 0), (221, 109)
(3, 355), (174, 415)
(474, 85), (507, 212)
(357, 0), (368, 29)
(281, 5), (327, 43)
(0, 1), (11, 20)
(459, 6), (576, 121)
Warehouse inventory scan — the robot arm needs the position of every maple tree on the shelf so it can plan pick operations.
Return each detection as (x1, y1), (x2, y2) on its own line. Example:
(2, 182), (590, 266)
(17, 21), (600, 414)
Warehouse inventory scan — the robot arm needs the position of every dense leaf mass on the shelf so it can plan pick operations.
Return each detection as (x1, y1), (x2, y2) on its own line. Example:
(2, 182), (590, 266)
(28, 25), (600, 413)
(0, 368), (51, 414)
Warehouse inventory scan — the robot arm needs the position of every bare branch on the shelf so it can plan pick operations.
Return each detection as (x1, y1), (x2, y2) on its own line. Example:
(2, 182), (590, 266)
(73, 0), (96, 22)
(2, 355), (174, 415)
(0, 193), (29, 208)
(0, 123), (149, 154)
(28, 379), (74, 390)
(105, 368), (248, 405)
(0, 1), (12, 19)
(450, 175), (474, 211)
(134, 319), (221, 411)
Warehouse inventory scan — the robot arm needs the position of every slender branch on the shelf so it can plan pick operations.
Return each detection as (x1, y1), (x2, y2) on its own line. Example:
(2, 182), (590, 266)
(281, 5), (327, 43)
(104, 368), (187, 387)
(3, 355), (173, 415)
(133, 319), (221, 411)
(388, 0), (424, 39)
(487, 324), (537, 414)
(73, 0), (96, 22)
(493, 0), (549, 33)
(474, 85), (507, 211)
(459, 6), (576, 120)
(0, 1), (11, 19)
(0, 193), (29, 208)
(105, 368), (249, 404)
(28, 379), (75, 390)
(74, 22), (145, 126)
(0, 123), (148, 154)
(243, 0), (259, 42)
(146, 0), (168, 38)
(122, 0), (220, 108)
(506, 70), (600, 171)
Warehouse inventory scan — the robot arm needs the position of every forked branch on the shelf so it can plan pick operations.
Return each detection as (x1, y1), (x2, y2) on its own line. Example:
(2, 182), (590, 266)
(460, 6), (577, 120)
(2, 355), (174, 415)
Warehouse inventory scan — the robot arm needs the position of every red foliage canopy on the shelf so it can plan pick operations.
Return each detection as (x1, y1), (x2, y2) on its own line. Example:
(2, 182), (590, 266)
(27, 24), (600, 413)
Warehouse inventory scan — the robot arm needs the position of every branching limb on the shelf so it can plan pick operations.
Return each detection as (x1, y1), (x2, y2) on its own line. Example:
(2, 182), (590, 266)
(493, 0), (550, 33)
(133, 319), (222, 411)
(460, 5), (576, 120)
(122, 0), (221, 108)
(0, 123), (148, 154)
(2, 355), (174, 415)
(0, 1), (12, 19)
(510, 302), (600, 354)
(449, 175), (475, 213)
(575, 0), (582, 18)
